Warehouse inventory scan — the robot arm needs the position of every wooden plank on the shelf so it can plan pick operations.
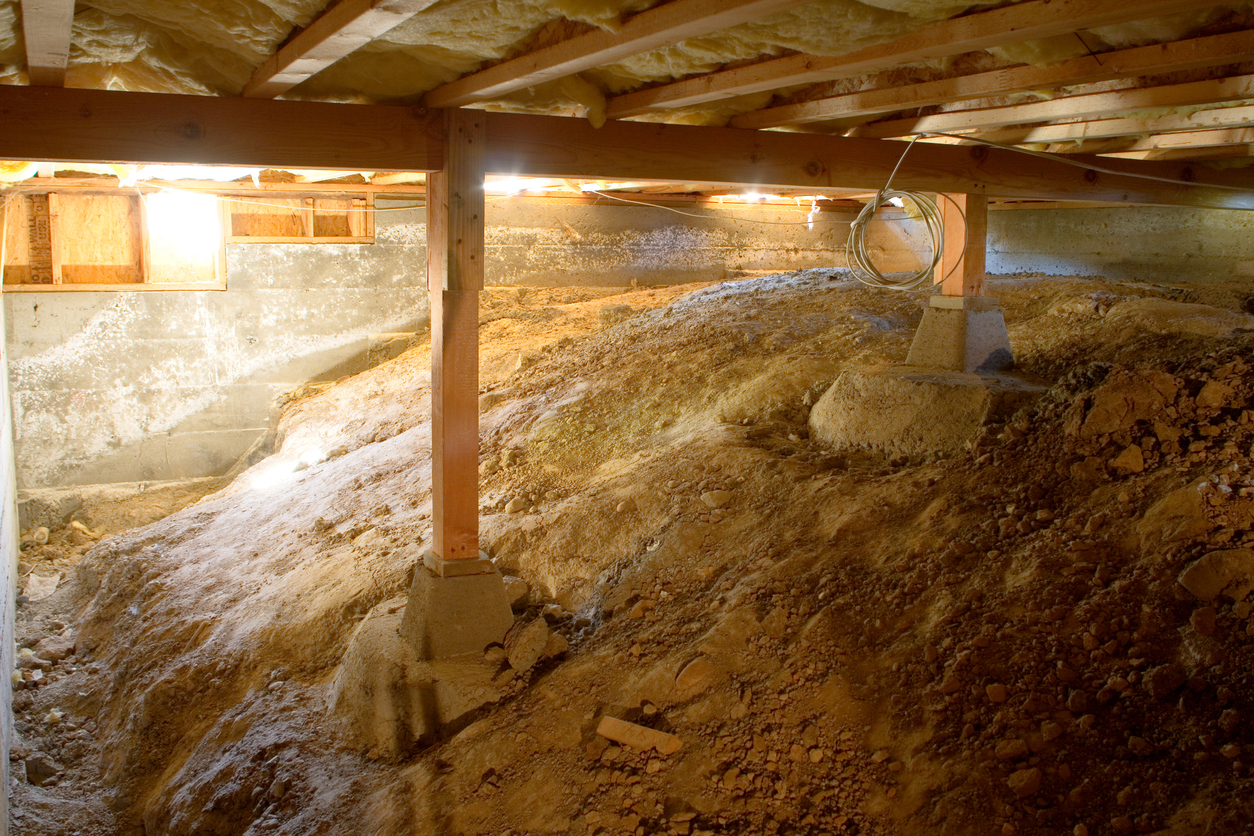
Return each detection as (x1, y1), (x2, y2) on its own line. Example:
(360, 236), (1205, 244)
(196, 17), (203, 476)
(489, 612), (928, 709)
(1050, 126), (1254, 156)
(732, 28), (1254, 129)
(243, 0), (443, 99)
(429, 109), (486, 562)
(978, 105), (1254, 145)
(20, 0), (74, 87)
(936, 194), (986, 297)
(424, 0), (813, 108)
(479, 112), (1254, 210)
(26, 194), (55, 284)
(605, 0), (1233, 118)
(0, 86), (444, 172)
(301, 198), (315, 237)
(854, 73), (1254, 139)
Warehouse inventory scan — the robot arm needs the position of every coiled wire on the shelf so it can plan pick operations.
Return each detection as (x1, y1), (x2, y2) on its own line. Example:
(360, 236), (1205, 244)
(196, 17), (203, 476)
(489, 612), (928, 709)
(845, 136), (966, 292)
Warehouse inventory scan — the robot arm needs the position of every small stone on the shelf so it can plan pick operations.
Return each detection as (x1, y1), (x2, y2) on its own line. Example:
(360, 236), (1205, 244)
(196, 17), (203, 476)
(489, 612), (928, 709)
(1111, 816), (1135, 835)
(1041, 721), (1064, 742)
(505, 617), (550, 673)
(986, 683), (1008, 703)
(1008, 768), (1042, 798)
(808, 748), (823, 763)
(675, 656), (717, 692)
(541, 631), (568, 659)
(24, 753), (60, 787)
(939, 673), (962, 694)
(700, 491), (733, 509)
(1110, 445), (1144, 474)
(1220, 743), (1242, 759)
(996, 739), (1030, 760)
(504, 497), (528, 514)
(615, 498), (637, 514)
(1074, 826), (1089, 836)
(502, 576), (530, 610)
(268, 778), (287, 800)
(1127, 736), (1153, 757)
(1179, 550), (1254, 602)
(1219, 708), (1240, 734)
(1143, 664), (1187, 700)
(23, 573), (60, 602)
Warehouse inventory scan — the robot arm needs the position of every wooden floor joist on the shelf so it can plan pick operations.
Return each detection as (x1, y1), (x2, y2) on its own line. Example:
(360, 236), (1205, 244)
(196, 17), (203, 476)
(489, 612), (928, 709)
(854, 73), (1254, 139)
(424, 0), (813, 109)
(730, 29), (1254, 130)
(243, 0), (443, 99)
(19, 0), (74, 87)
(977, 105), (1254, 146)
(604, 0), (1235, 118)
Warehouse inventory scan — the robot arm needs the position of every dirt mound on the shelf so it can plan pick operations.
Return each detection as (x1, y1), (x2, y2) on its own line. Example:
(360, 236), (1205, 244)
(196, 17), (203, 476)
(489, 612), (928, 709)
(9, 272), (1254, 836)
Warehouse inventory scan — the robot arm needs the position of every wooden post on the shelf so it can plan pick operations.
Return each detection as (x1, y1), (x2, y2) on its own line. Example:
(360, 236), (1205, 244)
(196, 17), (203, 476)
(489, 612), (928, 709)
(935, 193), (987, 296)
(428, 109), (485, 562)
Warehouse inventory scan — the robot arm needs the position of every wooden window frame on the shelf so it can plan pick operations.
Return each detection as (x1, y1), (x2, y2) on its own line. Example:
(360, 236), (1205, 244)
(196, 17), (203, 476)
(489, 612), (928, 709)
(224, 193), (375, 244)
(2, 190), (229, 292)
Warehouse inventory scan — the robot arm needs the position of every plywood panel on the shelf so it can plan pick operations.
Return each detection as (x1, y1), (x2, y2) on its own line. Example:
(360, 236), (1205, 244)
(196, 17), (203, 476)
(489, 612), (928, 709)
(229, 198), (304, 238)
(2, 195), (33, 284)
(55, 194), (143, 284)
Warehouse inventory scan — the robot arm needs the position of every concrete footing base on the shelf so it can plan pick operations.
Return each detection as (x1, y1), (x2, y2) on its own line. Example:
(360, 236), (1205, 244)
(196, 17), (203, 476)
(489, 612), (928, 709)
(330, 553), (514, 756)
(905, 295), (1014, 374)
(809, 367), (1045, 458)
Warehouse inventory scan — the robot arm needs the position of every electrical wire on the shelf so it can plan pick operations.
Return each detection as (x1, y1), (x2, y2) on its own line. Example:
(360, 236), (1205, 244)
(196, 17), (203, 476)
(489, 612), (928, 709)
(845, 136), (965, 291)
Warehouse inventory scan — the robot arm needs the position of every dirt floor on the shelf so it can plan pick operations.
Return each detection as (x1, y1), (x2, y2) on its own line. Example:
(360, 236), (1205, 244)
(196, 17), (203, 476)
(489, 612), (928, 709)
(9, 270), (1254, 836)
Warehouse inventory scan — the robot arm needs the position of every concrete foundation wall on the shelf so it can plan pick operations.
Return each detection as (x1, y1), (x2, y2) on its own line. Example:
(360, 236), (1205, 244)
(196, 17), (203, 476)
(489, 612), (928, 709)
(0, 301), (15, 836)
(6, 198), (878, 490)
(989, 206), (1254, 284)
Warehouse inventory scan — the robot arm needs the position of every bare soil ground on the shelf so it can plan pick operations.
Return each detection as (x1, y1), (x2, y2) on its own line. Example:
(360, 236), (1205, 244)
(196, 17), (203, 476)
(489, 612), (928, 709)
(9, 271), (1254, 836)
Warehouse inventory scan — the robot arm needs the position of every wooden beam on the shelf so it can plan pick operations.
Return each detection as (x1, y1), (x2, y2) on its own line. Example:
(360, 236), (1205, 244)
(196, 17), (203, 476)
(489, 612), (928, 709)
(978, 105), (1254, 146)
(2, 87), (1254, 209)
(854, 73), (1254, 139)
(605, 0), (1233, 118)
(0, 86), (444, 171)
(936, 194), (986, 297)
(732, 28), (1254, 130)
(428, 109), (485, 562)
(424, 0), (812, 109)
(243, 0), (442, 99)
(20, 0), (74, 87)
(479, 112), (1254, 209)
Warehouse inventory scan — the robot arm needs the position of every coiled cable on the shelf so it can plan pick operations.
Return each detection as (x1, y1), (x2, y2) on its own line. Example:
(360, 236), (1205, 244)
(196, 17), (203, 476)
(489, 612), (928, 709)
(845, 135), (966, 292)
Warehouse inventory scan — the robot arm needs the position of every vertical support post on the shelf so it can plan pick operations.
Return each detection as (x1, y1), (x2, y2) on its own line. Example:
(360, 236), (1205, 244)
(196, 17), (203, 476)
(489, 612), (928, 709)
(427, 109), (485, 562)
(935, 193), (987, 297)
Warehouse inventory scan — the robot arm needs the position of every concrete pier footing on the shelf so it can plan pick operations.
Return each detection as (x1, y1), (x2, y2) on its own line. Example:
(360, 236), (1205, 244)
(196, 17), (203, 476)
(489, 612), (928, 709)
(330, 552), (514, 756)
(905, 295), (1013, 374)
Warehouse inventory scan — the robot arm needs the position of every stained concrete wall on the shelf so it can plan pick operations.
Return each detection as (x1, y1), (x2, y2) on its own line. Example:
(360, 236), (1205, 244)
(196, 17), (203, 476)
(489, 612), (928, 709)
(0, 300), (15, 836)
(6, 198), (885, 490)
(5, 209), (431, 490)
(989, 205), (1254, 285)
